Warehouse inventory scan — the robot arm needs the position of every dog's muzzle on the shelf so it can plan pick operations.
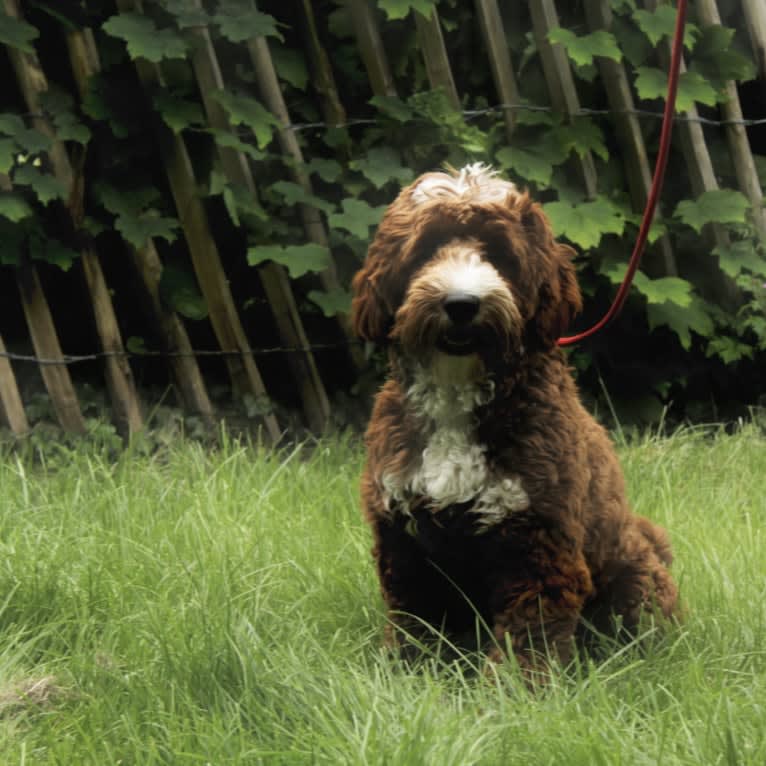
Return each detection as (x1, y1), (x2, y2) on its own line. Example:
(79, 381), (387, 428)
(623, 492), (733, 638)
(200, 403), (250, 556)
(438, 291), (485, 355)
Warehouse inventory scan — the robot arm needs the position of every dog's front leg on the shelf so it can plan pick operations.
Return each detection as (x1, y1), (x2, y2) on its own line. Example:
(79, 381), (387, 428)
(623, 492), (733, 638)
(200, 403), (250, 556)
(486, 540), (593, 680)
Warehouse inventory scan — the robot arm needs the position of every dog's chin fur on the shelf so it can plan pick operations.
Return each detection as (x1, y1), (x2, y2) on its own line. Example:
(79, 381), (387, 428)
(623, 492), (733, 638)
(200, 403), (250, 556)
(351, 164), (678, 678)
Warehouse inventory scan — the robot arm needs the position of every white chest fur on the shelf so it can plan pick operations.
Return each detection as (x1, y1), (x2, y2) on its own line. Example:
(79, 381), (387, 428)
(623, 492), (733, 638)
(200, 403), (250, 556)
(381, 362), (530, 530)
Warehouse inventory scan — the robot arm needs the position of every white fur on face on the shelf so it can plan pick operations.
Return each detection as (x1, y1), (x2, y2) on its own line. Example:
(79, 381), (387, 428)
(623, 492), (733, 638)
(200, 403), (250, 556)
(411, 163), (517, 207)
(420, 246), (509, 308)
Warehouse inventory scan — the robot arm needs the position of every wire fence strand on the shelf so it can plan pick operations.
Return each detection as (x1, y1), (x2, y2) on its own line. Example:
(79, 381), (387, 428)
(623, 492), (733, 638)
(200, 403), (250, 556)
(0, 342), (363, 367)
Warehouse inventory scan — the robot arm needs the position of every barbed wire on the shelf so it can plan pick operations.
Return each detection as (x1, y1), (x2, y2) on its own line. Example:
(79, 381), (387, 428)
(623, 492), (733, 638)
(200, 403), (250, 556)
(0, 341), (362, 367)
(283, 103), (766, 133)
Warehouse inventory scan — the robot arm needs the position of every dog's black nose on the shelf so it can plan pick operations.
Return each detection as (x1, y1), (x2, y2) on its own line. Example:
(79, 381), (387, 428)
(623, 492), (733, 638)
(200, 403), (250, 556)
(443, 292), (481, 325)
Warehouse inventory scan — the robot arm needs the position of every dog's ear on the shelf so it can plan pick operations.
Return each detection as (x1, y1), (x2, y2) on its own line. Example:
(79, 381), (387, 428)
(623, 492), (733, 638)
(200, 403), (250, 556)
(350, 259), (394, 342)
(350, 197), (412, 343)
(521, 202), (582, 346)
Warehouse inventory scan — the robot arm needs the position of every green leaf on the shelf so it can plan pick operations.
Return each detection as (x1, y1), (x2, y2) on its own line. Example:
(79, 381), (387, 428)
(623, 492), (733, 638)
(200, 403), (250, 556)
(102, 13), (187, 63)
(247, 243), (331, 279)
(304, 158), (343, 183)
(161, 0), (209, 28)
(612, 15), (652, 67)
(633, 7), (699, 49)
(377, 0), (437, 21)
(126, 336), (148, 355)
(270, 181), (335, 215)
(635, 67), (719, 112)
(271, 45), (309, 90)
(215, 182), (266, 226)
(94, 183), (161, 217)
(0, 11), (38, 52)
(0, 191), (33, 222)
(646, 296), (714, 350)
(674, 190), (751, 233)
(208, 130), (267, 162)
(212, 90), (279, 149)
(552, 118), (608, 161)
(0, 115), (52, 155)
(115, 211), (179, 249)
(713, 242), (766, 278)
(153, 90), (205, 134)
(13, 165), (66, 205)
(159, 264), (208, 320)
(691, 26), (756, 84)
(0, 218), (25, 264)
(544, 197), (626, 249)
(547, 27), (622, 68)
(39, 88), (91, 145)
(29, 235), (79, 270)
(328, 199), (387, 240)
(307, 287), (352, 318)
(707, 335), (753, 364)
(495, 146), (553, 186)
(0, 138), (14, 174)
(350, 147), (414, 189)
(213, 2), (283, 43)
(369, 95), (415, 123)
(633, 273), (694, 306)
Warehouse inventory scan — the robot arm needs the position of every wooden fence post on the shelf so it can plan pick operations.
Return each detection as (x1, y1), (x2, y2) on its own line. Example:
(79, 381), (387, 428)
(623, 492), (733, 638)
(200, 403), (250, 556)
(696, 0), (766, 236)
(529, 0), (599, 198)
(347, 0), (398, 98)
(414, 7), (461, 109)
(129, 243), (216, 427)
(641, 0), (742, 311)
(173, 5), (332, 433)
(583, 0), (678, 277)
(16, 263), (87, 433)
(475, 0), (520, 141)
(64, 28), (216, 428)
(3, 0), (144, 437)
(113, 0), (281, 443)
(0, 335), (29, 436)
(246, 27), (365, 371)
(300, 0), (347, 129)
(0, 172), (85, 433)
(742, 0), (766, 86)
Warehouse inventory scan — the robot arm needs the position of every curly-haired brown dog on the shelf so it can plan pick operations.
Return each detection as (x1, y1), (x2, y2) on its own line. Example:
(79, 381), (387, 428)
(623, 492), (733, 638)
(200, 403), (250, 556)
(351, 164), (678, 675)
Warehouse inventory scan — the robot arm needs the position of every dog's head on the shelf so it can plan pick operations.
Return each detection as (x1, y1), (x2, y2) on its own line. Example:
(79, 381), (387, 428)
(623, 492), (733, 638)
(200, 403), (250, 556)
(351, 164), (581, 363)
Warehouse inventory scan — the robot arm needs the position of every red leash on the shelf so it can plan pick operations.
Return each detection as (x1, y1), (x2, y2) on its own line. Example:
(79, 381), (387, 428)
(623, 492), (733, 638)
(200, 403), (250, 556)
(558, 0), (688, 347)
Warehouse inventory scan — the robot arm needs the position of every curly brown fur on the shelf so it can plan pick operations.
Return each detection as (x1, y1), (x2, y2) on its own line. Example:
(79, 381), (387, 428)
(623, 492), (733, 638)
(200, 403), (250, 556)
(352, 164), (678, 678)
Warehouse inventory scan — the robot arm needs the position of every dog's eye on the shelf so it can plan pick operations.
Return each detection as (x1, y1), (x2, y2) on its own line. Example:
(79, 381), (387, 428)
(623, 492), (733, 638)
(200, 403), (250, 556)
(486, 250), (520, 281)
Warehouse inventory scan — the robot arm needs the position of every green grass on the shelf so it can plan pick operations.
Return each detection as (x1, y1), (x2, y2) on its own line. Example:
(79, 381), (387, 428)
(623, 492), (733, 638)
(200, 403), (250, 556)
(0, 425), (764, 764)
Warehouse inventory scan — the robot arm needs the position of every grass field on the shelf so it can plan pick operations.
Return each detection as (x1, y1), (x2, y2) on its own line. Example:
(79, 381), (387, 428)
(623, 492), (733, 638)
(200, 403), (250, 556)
(0, 424), (764, 765)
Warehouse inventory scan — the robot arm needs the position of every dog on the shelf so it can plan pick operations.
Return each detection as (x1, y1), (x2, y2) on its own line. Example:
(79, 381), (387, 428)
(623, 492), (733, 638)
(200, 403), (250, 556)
(350, 164), (678, 676)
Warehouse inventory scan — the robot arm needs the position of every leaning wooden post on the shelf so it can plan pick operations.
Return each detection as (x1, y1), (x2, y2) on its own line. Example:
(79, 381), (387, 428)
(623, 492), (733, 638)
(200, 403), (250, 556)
(0, 171), (85, 433)
(0, 335), (29, 436)
(529, 0), (599, 198)
(184, 1), (330, 433)
(113, 0), (281, 443)
(246, 27), (365, 371)
(640, 0), (741, 311)
(16, 264), (87, 433)
(347, 0), (398, 98)
(130, 243), (217, 427)
(475, 0), (520, 140)
(413, 6), (461, 109)
(65, 27), (215, 427)
(2, 0), (144, 436)
(696, 0), (766, 236)
(300, 0), (347, 129)
(583, 0), (678, 277)
(742, 0), (766, 87)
